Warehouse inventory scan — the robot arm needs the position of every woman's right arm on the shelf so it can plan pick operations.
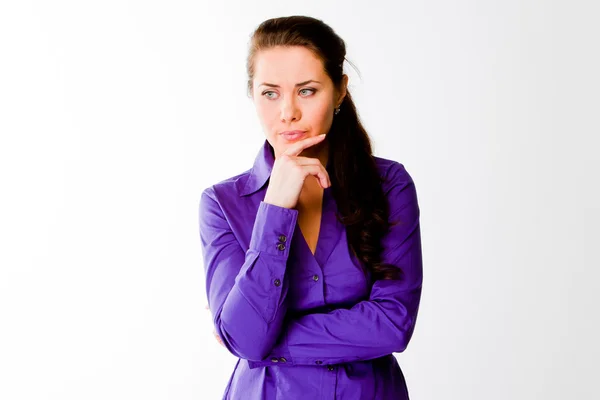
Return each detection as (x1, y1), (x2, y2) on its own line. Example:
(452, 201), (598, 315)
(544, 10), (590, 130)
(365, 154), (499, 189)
(198, 186), (299, 361)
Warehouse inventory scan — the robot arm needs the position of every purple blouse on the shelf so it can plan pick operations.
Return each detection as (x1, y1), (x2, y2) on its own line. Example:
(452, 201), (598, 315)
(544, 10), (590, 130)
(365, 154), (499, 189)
(198, 139), (423, 399)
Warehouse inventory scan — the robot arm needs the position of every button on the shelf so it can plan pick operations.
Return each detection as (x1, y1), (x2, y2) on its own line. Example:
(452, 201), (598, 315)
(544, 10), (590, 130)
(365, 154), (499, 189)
(313, 274), (319, 281)
(274, 279), (281, 287)
(278, 235), (287, 243)
(271, 357), (279, 363)
(276, 243), (286, 251)
(279, 357), (287, 363)
(327, 365), (335, 371)
(315, 360), (323, 365)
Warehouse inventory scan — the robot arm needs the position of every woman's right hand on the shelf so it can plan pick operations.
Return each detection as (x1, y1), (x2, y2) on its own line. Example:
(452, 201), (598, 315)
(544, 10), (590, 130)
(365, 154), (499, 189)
(263, 134), (331, 209)
(205, 304), (225, 347)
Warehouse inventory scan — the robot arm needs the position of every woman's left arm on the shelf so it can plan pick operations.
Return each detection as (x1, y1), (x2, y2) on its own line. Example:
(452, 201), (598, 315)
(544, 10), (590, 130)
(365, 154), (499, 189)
(247, 161), (423, 368)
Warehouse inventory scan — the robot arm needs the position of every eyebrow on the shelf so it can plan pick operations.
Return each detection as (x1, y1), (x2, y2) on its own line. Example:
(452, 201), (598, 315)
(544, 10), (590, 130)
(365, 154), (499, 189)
(258, 80), (321, 88)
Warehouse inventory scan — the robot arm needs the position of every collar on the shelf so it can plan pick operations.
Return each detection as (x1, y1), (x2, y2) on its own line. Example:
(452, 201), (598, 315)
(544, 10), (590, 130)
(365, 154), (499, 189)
(238, 139), (275, 197)
(238, 139), (331, 197)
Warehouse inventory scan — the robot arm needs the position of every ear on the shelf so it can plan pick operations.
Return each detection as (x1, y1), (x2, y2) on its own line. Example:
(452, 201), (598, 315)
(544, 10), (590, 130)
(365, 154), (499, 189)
(337, 74), (348, 105)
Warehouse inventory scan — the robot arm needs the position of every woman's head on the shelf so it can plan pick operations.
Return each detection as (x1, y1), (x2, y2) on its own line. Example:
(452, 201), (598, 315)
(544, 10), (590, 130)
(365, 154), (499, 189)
(249, 45), (347, 157)
(245, 16), (404, 281)
(246, 16), (349, 158)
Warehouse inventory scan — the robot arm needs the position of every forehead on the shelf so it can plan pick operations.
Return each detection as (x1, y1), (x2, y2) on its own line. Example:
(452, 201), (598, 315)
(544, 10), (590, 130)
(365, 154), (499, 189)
(253, 46), (327, 83)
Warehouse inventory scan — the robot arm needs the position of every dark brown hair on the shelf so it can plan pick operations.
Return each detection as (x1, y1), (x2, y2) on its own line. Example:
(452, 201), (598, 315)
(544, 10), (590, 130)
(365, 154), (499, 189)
(246, 16), (402, 281)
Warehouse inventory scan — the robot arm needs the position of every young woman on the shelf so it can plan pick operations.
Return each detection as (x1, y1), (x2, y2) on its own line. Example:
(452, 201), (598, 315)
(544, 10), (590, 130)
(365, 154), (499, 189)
(199, 15), (423, 400)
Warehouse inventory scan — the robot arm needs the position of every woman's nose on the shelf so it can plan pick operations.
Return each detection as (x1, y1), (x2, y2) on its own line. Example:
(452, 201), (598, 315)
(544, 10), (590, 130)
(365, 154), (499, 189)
(280, 98), (300, 122)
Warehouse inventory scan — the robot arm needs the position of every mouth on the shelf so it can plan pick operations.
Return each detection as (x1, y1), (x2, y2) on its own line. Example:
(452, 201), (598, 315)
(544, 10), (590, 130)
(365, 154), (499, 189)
(280, 130), (307, 141)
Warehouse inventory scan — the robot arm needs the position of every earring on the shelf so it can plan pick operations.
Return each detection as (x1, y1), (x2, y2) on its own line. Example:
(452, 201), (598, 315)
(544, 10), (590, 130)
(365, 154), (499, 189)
(334, 105), (341, 115)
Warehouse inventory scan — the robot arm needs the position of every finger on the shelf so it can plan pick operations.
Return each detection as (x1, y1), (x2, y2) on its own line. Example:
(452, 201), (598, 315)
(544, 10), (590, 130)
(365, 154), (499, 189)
(282, 134), (326, 157)
(288, 157), (331, 186)
(290, 157), (332, 186)
(213, 331), (224, 345)
(300, 164), (330, 188)
(289, 155), (325, 165)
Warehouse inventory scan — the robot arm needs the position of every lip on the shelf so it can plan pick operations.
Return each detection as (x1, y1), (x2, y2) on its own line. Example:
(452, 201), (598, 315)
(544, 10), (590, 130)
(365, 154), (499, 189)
(280, 130), (307, 140)
(280, 130), (306, 135)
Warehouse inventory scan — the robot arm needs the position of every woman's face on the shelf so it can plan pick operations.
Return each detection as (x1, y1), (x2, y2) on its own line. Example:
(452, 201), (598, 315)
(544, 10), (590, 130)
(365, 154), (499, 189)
(251, 46), (347, 158)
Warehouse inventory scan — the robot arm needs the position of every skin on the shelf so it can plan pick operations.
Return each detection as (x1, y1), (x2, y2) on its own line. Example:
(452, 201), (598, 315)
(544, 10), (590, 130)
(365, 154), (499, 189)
(250, 45), (348, 178)
(207, 45), (349, 346)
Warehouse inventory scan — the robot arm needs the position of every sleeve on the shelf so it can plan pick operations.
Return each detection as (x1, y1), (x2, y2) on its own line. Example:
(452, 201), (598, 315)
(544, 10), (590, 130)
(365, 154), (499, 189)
(246, 162), (423, 368)
(198, 187), (299, 361)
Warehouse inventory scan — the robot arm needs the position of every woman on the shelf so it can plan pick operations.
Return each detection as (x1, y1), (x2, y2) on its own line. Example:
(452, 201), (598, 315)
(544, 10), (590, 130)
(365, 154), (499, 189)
(198, 15), (423, 400)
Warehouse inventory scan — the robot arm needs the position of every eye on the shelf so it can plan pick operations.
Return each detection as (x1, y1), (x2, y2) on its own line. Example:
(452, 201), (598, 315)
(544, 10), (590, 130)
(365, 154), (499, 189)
(262, 91), (278, 99)
(299, 88), (316, 96)
(261, 88), (316, 100)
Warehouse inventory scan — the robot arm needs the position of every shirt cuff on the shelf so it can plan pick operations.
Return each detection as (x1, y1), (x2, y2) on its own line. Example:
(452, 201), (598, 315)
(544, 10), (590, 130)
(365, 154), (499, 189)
(249, 201), (298, 258)
(247, 328), (293, 369)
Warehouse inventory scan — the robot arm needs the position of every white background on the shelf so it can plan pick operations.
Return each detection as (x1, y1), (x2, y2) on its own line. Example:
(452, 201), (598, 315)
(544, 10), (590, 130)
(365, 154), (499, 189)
(1, 1), (598, 399)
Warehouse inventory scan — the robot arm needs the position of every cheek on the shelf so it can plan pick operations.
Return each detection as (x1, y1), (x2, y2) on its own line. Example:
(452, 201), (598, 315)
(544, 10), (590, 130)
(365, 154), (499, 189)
(255, 102), (277, 125)
(306, 101), (333, 130)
